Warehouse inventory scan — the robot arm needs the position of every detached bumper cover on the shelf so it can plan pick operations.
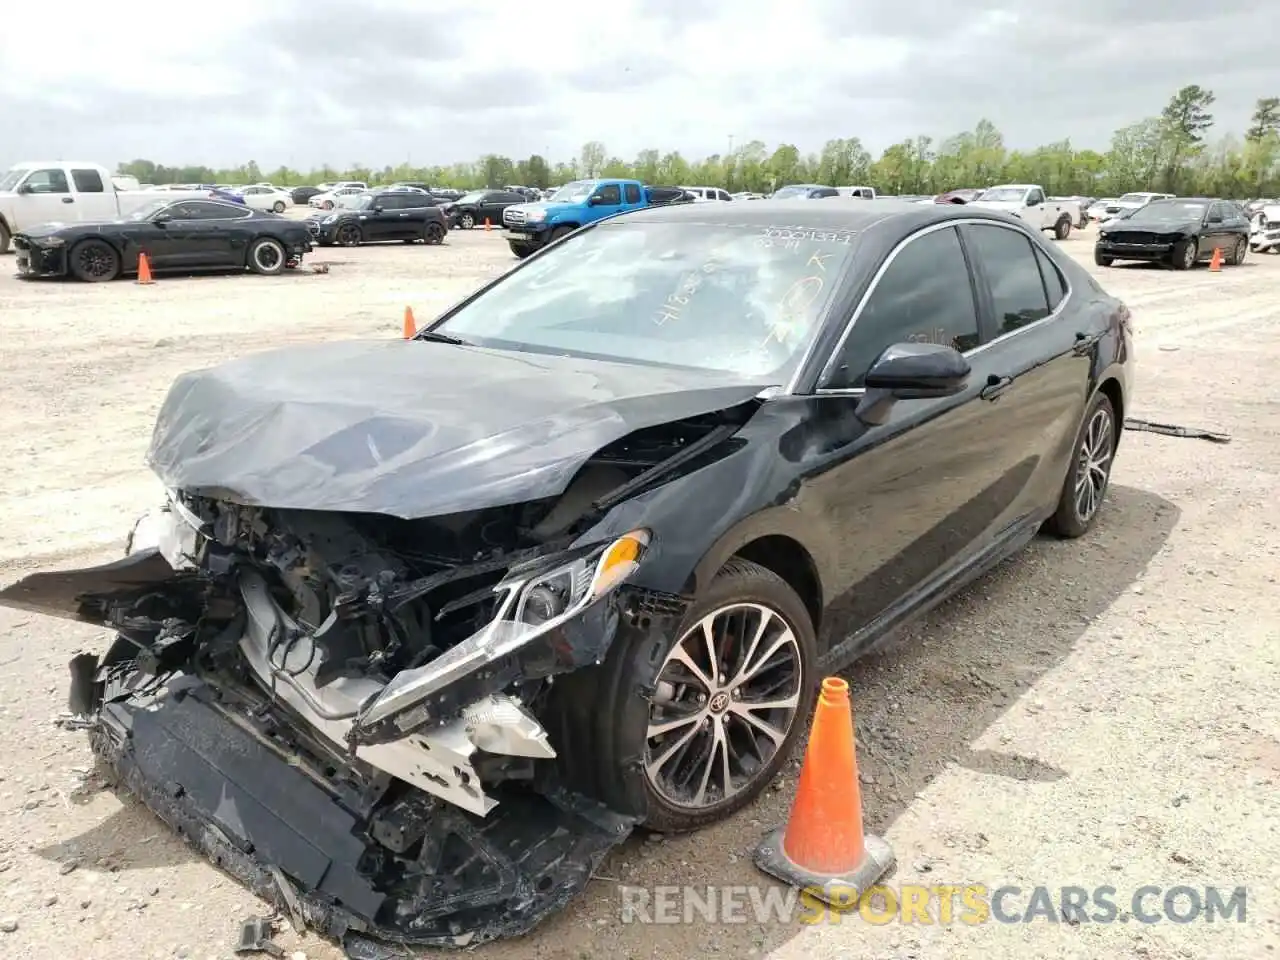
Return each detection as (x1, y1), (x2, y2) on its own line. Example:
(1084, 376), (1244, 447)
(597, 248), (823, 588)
(91, 677), (635, 950)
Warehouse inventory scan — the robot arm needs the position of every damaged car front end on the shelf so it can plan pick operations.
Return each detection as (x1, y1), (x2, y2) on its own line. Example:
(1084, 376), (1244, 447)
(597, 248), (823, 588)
(43, 490), (665, 946)
(1, 205), (882, 950)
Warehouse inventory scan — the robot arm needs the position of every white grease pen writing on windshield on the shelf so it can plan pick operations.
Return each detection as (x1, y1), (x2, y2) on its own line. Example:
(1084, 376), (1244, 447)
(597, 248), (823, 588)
(653, 258), (720, 327)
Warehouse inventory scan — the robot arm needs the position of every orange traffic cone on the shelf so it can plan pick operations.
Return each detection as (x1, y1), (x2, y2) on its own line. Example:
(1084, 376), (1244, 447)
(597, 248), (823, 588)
(402, 305), (416, 339)
(753, 677), (895, 906)
(484, 217), (491, 231)
(1209, 247), (1222, 272)
(136, 252), (154, 285)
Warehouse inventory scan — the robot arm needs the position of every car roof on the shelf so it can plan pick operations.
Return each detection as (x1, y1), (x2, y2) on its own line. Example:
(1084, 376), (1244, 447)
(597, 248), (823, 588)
(616, 198), (1001, 233)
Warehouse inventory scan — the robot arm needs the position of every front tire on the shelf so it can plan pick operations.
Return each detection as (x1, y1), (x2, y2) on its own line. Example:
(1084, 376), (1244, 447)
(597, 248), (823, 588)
(1171, 238), (1197, 270)
(336, 223), (362, 247)
(1045, 391), (1117, 539)
(69, 239), (121, 282)
(424, 221), (446, 245)
(247, 238), (286, 276)
(1094, 249), (1113, 267)
(1054, 216), (1072, 240)
(459, 212), (475, 229)
(508, 240), (538, 259)
(637, 558), (817, 833)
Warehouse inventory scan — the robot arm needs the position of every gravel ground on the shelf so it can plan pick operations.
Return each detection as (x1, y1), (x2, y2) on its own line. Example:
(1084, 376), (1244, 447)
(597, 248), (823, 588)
(0, 226), (1276, 960)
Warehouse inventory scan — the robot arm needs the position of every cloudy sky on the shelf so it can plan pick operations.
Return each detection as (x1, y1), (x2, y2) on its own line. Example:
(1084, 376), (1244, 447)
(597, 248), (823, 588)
(0, 0), (1272, 172)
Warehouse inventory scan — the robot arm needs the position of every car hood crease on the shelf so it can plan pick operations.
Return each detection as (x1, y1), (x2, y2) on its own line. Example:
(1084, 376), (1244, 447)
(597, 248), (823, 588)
(145, 339), (769, 518)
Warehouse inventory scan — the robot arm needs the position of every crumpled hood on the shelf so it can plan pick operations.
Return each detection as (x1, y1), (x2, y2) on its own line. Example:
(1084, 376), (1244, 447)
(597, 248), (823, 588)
(146, 339), (770, 518)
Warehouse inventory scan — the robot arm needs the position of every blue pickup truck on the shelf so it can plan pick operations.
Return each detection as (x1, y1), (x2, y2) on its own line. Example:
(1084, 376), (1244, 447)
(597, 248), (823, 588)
(501, 179), (691, 258)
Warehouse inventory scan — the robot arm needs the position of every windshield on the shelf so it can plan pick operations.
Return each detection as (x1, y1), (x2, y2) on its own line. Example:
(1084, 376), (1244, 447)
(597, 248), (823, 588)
(1128, 200), (1206, 221)
(0, 167), (30, 191)
(457, 191), (487, 204)
(127, 199), (172, 221)
(977, 187), (1026, 202)
(434, 221), (858, 379)
(550, 181), (597, 203)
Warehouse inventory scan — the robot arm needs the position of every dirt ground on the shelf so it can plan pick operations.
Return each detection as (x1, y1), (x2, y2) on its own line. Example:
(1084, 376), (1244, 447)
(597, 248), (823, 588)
(0, 224), (1276, 960)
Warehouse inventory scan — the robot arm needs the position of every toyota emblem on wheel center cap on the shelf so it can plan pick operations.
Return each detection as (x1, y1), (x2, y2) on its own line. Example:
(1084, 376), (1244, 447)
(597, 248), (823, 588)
(709, 692), (730, 713)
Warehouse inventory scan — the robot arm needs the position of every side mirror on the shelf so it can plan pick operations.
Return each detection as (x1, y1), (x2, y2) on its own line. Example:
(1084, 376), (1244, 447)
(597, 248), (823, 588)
(152, 213), (170, 224)
(1027, 196), (1041, 207)
(372, 205), (384, 213)
(16, 183), (34, 195)
(852, 342), (971, 425)
(588, 194), (614, 206)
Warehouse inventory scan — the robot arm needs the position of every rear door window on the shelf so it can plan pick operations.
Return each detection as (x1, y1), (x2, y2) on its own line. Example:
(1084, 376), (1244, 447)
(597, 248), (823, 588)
(624, 183), (641, 204)
(967, 224), (1051, 335)
(71, 169), (105, 192)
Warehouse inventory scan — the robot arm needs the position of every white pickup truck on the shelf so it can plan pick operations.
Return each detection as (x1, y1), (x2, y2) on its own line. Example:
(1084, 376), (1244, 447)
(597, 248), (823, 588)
(967, 184), (1082, 239)
(0, 161), (205, 253)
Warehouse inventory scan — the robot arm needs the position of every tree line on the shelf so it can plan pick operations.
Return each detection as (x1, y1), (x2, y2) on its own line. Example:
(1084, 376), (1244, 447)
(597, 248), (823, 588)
(118, 87), (1280, 199)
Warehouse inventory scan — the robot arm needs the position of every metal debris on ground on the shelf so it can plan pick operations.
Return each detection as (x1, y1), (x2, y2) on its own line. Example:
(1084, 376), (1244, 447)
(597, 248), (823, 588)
(1123, 418), (1231, 443)
(234, 916), (284, 957)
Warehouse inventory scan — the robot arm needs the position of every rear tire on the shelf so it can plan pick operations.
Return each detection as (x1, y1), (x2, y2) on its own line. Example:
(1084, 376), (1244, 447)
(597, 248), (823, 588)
(1045, 391), (1117, 539)
(272, 201), (286, 213)
(69, 239), (121, 282)
(1054, 216), (1072, 240)
(247, 238), (287, 276)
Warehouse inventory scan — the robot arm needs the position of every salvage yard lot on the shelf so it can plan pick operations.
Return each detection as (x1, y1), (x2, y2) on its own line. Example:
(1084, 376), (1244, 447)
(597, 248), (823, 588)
(0, 227), (1277, 960)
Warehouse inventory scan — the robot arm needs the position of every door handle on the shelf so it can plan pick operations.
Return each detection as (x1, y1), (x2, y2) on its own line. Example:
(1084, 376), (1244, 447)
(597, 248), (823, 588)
(1073, 331), (1104, 356)
(980, 374), (1013, 401)
(61, 197), (75, 203)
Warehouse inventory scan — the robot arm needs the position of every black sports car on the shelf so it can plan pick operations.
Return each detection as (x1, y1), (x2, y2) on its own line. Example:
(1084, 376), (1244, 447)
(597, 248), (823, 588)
(13, 198), (313, 281)
(0, 200), (1132, 951)
(1095, 197), (1252, 269)
(305, 190), (449, 246)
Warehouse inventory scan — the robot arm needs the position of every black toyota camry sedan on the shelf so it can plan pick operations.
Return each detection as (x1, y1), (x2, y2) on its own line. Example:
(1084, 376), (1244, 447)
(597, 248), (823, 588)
(13, 198), (313, 281)
(0, 199), (1133, 949)
(1095, 196), (1252, 269)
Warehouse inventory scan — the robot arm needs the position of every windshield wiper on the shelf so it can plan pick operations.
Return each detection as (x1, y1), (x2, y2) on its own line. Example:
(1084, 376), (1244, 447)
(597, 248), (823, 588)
(413, 329), (470, 346)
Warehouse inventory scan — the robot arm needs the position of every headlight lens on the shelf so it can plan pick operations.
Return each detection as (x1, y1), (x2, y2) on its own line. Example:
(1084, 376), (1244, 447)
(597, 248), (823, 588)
(525, 209), (546, 222)
(512, 530), (649, 626)
(322, 215), (338, 224)
(36, 237), (65, 247)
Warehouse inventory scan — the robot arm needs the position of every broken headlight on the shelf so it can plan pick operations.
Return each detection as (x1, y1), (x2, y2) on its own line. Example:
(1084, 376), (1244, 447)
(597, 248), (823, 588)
(513, 530), (649, 626)
(353, 530), (650, 735)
